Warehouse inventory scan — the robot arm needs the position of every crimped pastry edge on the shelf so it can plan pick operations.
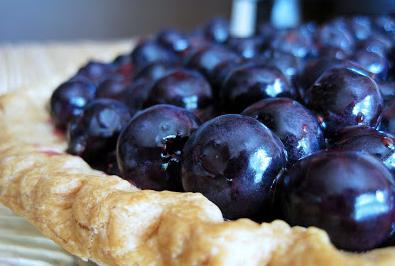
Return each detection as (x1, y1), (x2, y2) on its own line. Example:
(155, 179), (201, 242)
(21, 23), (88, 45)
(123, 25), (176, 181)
(0, 62), (395, 266)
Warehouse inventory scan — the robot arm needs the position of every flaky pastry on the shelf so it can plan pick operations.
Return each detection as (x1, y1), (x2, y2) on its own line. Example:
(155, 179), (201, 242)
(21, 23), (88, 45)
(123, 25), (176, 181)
(0, 62), (395, 266)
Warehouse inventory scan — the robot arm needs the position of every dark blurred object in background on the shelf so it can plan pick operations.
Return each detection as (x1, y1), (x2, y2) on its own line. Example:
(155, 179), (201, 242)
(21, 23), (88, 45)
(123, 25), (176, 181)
(302, 0), (395, 23)
(0, 0), (230, 42)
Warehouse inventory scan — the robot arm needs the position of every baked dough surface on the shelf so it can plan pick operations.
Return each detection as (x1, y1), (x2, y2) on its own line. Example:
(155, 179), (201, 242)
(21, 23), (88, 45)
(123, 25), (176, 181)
(0, 42), (394, 266)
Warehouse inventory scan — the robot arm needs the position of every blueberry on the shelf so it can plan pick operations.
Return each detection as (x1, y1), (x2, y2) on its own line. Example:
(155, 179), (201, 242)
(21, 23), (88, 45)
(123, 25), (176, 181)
(242, 98), (324, 163)
(76, 61), (115, 85)
(331, 126), (395, 173)
(305, 67), (383, 135)
(277, 150), (395, 251)
(96, 76), (131, 101)
(131, 39), (179, 71)
(133, 61), (179, 82)
(221, 63), (292, 113)
(123, 79), (153, 114)
(117, 104), (200, 191)
(157, 29), (189, 53)
(349, 50), (389, 81)
(379, 99), (395, 135)
(50, 79), (96, 129)
(112, 53), (132, 67)
(227, 36), (265, 59)
(67, 99), (131, 164)
(346, 16), (373, 41)
(182, 114), (286, 220)
(203, 18), (229, 43)
(357, 34), (393, 57)
(144, 69), (213, 112)
(261, 50), (303, 83)
(270, 27), (316, 58)
(378, 81), (395, 103)
(186, 45), (240, 83)
(316, 19), (356, 54)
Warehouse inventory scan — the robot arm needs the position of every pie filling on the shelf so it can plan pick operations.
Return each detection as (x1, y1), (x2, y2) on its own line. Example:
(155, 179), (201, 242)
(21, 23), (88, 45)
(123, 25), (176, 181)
(49, 16), (395, 252)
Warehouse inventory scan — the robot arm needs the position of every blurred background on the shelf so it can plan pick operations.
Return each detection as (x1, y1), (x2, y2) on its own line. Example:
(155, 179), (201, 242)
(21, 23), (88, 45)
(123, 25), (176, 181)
(0, 0), (395, 42)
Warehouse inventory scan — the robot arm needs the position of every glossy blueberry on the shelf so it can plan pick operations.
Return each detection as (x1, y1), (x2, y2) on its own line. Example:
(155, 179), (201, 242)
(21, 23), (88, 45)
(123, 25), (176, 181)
(122, 79), (153, 114)
(145, 69), (213, 112)
(67, 99), (131, 164)
(270, 27), (316, 58)
(131, 39), (179, 71)
(96, 76), (131, 101)
(262, 50), (302, 83)
(221, 63), (292, 113)
(379, 99), (395, 135)
(357, 34), (393, 57)
(227, 36), (264, 59)
(186, 45), (240, 82)
(182, 114), (286, 219)
(331, 126), (395, 173)
(242, 98), (324, 163)
(112, 53), (132, 67)
(50, 79), (96, 129)
(133, 61), (179, 82)
(318, 47), (349, 60)
(203, 18), (229, 43)
(349, 50), (389, 81)
(374, 15), (395, 35)
(277, 150), (395, 251)
(316, 19), (356, 53)
(157, 29), (189, 53)
(346, 16), (373, 41)
(305, 67), (383, 135)
(378, 81), (395, 103)
(117, 104), (200, 191)
(76, 61), (115, 85)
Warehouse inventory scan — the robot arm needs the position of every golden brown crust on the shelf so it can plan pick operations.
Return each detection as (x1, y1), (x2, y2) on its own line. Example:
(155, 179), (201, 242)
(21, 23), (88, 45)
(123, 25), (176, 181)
(0, 45), (395, 266)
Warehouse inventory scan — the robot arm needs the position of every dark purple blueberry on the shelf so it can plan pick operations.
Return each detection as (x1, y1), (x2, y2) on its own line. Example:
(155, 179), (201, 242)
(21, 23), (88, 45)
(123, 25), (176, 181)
(379, 99), (395, 135)
(145, 69), (213, 111)
(316, 19), (356, 53)
(67, 99), (131, 164)
(277, 150), (395, 251)
(331, 126), (395, 173)
(117, 104), (200, 191)
(318, 47), (349, 60)
(349, 50), (389, 81)
(262, 50), (303, 83)
(90, 151), (120, 176)
(227, 36), (265, 59)
(50, 80), (96, 129)
(179, 35), (211, 61)
(123, 79), (154, 114)
(270, 27), (316, 58)
(203, 18), (229, 43)
(96, 76), (131, 101)
(374, 15), (395, 35)
(157, 29), (189, 53)
(131, 39), (179, 71)
(295, 57), (344, 98)
(182, 114), (286, 219)
(76, 61), (115, 85)
(378, 81), (395, 103)
(112, 53), (131, 67)
(186, 45), (240, 82)
(242, 98), (324, 163)
(357, 34), (393, 57)
(221, 64), (292, 113)
(305, 67), (383, 135)
(346, 16), (373, 41)
(133, 61), (179, 82)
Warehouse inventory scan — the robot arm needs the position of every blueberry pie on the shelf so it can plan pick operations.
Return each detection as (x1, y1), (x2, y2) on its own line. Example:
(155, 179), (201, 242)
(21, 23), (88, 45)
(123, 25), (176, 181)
(1, 16), (395, 266)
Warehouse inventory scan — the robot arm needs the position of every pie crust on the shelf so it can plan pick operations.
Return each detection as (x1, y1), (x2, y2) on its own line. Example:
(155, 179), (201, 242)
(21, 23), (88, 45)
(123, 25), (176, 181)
(0, 44), (395, 266)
